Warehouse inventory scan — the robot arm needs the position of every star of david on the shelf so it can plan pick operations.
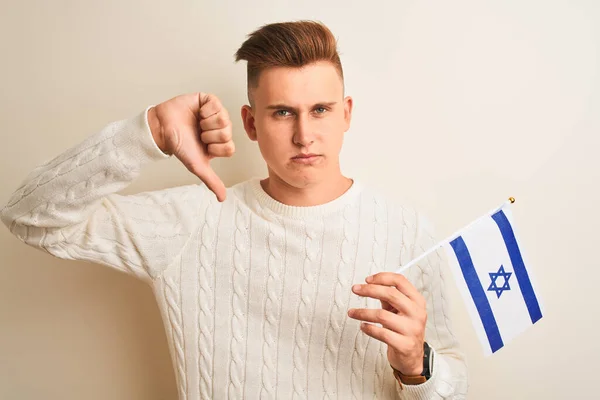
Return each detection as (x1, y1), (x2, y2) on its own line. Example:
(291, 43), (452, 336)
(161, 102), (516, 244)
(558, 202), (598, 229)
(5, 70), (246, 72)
(488, 265), (512, 298)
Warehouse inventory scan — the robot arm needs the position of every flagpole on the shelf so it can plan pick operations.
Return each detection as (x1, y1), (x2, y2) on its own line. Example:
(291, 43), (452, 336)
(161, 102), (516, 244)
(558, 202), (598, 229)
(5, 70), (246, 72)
(395, 197), (516, 274)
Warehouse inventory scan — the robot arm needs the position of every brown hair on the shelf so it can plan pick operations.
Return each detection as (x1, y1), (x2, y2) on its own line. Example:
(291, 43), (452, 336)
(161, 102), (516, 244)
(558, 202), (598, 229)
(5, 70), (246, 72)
(234, 20), (344, 96)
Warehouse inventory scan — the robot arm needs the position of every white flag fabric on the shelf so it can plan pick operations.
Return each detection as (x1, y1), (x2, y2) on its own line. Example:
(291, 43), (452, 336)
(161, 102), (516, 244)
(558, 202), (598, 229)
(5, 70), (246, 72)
(441, 205), (543, 356)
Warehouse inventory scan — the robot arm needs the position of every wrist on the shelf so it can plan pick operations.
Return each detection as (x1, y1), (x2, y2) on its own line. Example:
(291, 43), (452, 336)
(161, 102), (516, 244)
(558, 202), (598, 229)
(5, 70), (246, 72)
(397, 365), (423, 377)
(147, 106), (169, 154)
(392, 342), (433, 388)
(392, 346), (424, 376)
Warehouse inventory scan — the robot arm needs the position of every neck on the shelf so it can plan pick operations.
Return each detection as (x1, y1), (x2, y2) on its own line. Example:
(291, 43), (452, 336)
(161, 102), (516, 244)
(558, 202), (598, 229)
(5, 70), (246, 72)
(261, 172), (353, 207)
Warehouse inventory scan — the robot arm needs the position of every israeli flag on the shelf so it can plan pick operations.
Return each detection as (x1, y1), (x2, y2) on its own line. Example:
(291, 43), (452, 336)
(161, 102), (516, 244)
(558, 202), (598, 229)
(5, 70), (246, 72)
(442, 205), (543, 355)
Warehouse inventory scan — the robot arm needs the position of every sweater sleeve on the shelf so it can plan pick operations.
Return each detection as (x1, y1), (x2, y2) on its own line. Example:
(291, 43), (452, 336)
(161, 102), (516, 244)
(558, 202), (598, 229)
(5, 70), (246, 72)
(0, 108), (208, 283)
(397, 213), (469, 399)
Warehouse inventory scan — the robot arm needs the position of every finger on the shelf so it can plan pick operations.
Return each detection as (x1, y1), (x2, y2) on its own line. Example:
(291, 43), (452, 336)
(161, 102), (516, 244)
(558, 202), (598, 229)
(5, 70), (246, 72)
(189, 164), (227, 202)
(198, 93), (223, 119)
(347, 308), (412, 335)
(352, 284), (416, 316)
(366, 272), (424, 305)
(201, 127), (232, 144)
(381, 300), (394, 312)
(207, 142), (235, 158)
(199, 108), (230, 131)
(360, 322), (408, 349)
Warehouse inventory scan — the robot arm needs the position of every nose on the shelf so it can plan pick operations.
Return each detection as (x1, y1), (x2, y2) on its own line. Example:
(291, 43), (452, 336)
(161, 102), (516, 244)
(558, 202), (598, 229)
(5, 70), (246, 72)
(292, 115), (315, 147)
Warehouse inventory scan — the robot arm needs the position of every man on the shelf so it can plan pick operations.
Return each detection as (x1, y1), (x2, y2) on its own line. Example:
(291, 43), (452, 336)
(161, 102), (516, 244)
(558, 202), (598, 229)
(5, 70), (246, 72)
(1, 21), (468, 399)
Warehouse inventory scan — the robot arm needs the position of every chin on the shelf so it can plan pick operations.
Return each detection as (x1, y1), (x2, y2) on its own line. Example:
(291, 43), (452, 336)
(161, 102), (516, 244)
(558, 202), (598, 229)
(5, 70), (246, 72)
(267, 160), (332, 188)
(268, 170), (317, 189)
(286, 173), (324, 188)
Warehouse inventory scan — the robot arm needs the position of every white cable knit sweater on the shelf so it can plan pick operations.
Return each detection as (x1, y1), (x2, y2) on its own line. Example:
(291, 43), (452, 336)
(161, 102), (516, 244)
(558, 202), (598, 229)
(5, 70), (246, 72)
(1, 109), (468, 399)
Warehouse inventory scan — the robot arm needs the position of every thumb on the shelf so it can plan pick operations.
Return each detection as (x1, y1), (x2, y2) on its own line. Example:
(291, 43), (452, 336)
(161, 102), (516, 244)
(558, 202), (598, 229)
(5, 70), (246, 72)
(191, 164), (227, 202)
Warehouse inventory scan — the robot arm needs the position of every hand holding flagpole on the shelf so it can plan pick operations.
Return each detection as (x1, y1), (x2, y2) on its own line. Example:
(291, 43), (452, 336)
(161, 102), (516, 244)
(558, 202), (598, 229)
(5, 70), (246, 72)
(348, 195), (538, 365)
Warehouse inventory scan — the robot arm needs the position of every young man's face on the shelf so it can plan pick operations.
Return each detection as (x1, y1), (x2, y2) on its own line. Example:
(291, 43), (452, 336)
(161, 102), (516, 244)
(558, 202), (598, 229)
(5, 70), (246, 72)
(241, 61), (353, 188)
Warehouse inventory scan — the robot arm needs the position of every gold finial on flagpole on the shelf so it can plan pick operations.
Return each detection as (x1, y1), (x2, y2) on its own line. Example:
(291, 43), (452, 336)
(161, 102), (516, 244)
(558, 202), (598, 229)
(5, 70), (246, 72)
(509, 197), (515, 203)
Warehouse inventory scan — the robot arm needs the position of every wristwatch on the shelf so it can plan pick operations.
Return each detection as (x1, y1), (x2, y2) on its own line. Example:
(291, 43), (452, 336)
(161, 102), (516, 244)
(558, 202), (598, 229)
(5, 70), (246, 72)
(392, 341), (434, 389)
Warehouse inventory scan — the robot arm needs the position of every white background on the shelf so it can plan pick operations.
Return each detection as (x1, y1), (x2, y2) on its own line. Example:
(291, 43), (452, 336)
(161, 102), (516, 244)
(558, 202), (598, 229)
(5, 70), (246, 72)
(1, 1), (598, 399)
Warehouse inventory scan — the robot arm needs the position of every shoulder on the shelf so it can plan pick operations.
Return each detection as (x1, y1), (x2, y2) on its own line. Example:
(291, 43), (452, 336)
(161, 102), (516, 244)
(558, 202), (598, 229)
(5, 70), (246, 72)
(227, 178), (254, 201)
(125, 179), (254, 207)
(357, 182), (441, 252)
(104, 184), (212, 233)
(117, 183), (209, 205)
(356, 182), (421, 232)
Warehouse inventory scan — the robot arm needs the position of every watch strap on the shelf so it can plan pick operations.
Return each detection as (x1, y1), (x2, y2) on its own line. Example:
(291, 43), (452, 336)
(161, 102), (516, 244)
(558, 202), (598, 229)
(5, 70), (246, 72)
(393, 368), (428, 388)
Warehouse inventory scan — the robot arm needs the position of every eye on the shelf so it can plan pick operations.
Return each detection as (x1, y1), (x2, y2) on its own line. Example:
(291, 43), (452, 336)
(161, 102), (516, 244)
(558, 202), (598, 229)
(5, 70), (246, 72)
(314, 107), (328, 114)
(275, 110), (291, 117)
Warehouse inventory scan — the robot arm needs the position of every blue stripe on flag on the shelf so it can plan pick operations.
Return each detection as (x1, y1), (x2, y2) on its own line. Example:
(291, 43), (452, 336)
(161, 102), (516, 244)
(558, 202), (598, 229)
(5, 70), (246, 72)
(492, 210), (543, 324)
(449, 236), (504, 353)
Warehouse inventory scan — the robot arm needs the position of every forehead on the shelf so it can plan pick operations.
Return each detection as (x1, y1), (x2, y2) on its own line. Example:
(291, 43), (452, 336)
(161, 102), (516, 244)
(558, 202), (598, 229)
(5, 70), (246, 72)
(252, 61), (343, 106)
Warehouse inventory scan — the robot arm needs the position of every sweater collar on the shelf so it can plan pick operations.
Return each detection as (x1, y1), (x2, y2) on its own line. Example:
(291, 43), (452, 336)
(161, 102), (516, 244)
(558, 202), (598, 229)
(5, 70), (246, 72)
(246, 177), (362, 219)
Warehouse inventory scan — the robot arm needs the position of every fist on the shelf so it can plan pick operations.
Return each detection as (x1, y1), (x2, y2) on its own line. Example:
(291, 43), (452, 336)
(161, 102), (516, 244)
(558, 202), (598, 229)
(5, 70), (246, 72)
(148, 93), (235, 202)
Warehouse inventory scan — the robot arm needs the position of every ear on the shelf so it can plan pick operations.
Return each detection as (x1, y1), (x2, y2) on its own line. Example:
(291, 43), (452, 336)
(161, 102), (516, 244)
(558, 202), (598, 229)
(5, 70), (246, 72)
(241, 105), (257, 141)
(343, 96), (353, 131)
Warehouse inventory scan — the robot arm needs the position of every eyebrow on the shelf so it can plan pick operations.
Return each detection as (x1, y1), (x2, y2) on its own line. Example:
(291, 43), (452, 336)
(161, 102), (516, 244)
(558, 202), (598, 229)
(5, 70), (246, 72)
(265, 101), (338, 111)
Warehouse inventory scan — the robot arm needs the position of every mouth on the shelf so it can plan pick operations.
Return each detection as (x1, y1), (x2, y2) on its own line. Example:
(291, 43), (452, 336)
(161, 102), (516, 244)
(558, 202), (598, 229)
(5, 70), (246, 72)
(291, 153), (322, 164)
